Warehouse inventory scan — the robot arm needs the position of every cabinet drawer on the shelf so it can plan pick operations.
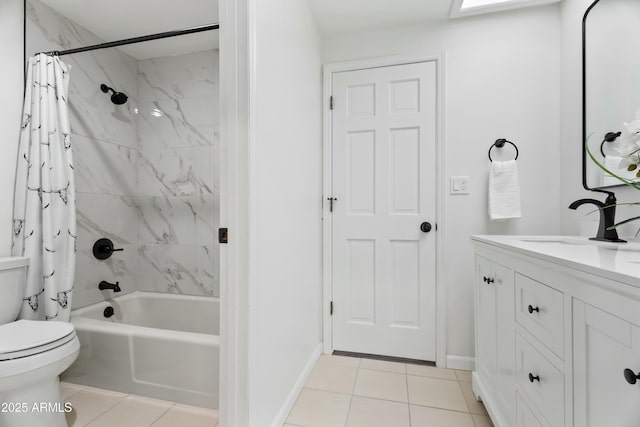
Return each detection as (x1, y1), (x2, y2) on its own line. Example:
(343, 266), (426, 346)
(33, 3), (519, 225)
(515, 333), (564, 427)
(515, 273), (564, 358)
(516, 392), (549, 427)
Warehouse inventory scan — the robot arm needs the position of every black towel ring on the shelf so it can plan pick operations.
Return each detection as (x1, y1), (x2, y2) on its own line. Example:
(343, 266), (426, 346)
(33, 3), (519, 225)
(488, 138), (519, 162)
(599, 131), (621, 157)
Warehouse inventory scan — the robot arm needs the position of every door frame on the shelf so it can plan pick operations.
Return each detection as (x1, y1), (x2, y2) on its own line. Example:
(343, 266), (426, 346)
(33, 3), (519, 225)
(322, 54), (447, 367)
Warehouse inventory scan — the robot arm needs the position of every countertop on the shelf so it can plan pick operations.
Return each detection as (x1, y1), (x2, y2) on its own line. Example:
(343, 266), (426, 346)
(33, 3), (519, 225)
(471, 235), (640, 288)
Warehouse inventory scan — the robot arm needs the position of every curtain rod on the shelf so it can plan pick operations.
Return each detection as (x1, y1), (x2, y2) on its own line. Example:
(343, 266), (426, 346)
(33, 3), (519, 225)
(38, 23), (219, 57)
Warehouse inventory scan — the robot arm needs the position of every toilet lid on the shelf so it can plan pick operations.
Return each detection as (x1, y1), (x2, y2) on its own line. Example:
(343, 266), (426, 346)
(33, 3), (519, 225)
(0, 320), (75, 358)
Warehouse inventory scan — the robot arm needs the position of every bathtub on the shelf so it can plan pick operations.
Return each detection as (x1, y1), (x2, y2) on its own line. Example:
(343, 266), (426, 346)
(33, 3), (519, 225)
(61, 291), (219, 408)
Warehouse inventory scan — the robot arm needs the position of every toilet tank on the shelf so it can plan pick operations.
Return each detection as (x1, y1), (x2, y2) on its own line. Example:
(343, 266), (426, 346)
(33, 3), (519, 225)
(0, 257), (29, 325)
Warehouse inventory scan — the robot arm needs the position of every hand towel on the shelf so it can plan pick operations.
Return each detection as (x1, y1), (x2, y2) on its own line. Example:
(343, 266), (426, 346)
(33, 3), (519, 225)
(601, 155), (637, 187)
(489, 159), (521, 220)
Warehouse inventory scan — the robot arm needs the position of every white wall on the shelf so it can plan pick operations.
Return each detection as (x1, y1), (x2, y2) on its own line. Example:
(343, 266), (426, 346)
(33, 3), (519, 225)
(248, 0), (323, 425)
(0, 0), (24, 256)
(560, 0), (640, 238)
(323, 5), (563, 364)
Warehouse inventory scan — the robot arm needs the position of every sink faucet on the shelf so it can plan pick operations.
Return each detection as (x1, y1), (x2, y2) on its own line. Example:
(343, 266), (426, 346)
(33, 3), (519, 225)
(568, 194), (626, 243)
(98, 280), (121, 292)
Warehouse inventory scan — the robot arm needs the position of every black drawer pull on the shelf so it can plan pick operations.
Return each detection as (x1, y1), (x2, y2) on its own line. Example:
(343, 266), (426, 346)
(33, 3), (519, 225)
(624, 369), (640, 385)
(482, 276), (494, 284)
(528, 373), (540, 383)
(528, 305), (540, 314)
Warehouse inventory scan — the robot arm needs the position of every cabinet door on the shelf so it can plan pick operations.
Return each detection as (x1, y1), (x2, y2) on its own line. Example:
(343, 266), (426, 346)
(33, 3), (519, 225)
(574, 300), (640, 427)
(476, 255), (496, 387)
(495, 262), (515, 422)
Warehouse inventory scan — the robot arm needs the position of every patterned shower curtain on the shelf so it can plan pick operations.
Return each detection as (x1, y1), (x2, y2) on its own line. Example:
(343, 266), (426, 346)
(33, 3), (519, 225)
(12, 53), (76, 322)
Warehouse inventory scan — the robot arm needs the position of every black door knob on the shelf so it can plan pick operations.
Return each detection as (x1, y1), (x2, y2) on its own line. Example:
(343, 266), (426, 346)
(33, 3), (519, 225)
(420, 222), (432, 233)
(528, 305), (540, 314)
(528, 373), (540, 383)
(624, 368), (640, 385)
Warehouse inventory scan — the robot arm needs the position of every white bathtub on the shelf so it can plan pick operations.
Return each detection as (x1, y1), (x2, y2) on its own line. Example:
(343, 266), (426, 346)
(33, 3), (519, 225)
(61, 291), (219, 408)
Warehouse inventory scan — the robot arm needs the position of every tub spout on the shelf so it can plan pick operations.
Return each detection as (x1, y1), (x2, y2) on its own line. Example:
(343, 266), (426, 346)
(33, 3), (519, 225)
(99, 280), (121, 292)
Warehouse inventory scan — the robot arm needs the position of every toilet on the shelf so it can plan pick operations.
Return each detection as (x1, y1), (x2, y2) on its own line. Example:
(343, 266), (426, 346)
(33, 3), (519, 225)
(0, 257), (80, 427)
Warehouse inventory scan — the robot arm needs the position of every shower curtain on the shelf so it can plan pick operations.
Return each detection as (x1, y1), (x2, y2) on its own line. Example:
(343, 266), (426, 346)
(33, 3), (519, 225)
(12, 53), (76, 322)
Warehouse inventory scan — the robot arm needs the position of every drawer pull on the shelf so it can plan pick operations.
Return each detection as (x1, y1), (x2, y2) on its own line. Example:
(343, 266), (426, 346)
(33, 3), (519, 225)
(527, 305), (540, 314)
(528, 373), (540, 383)
(483, 276), (495, 284)
(623, 369), (640, 385)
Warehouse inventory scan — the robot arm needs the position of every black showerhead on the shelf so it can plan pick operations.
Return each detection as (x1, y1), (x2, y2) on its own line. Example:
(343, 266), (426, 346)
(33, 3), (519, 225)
(100, 83), (128, 105)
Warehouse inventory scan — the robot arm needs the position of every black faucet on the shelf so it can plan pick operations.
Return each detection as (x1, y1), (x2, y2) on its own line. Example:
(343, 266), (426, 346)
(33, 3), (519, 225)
(98, 280), (121, 292)
(568, 194), (626, 243)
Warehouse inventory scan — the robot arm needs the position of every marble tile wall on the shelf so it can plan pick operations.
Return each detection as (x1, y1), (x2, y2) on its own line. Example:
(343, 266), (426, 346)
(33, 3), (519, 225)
(27, 0), (220, 307)
(136, 51), (220, 297)
(27, 0), (140, 308)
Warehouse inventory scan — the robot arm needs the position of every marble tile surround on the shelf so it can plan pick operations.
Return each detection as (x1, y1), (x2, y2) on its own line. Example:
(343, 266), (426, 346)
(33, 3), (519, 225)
(27, 0), (220, 308)
(136, 52), (220, 298)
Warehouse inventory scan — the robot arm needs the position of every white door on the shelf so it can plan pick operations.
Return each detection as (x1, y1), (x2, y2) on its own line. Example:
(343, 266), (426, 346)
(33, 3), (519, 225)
(330, 61), (437, 360)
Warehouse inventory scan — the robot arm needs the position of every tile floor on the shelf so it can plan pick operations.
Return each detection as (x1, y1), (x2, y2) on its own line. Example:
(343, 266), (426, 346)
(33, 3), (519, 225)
(285, 355), (494, 427)
(60, 382), (219, 427)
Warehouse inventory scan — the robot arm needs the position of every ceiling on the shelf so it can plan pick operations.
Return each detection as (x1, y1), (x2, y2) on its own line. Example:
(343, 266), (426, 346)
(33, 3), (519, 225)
(39, 0), (219, 59)
(307, 0), (454, 36)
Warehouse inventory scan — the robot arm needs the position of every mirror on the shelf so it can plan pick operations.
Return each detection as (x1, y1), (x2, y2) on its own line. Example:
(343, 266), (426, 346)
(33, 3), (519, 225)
(583, 0), (640, 190)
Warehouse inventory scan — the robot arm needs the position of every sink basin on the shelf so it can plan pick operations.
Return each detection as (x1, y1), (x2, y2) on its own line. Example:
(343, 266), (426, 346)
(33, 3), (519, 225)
(519, 237), (592, 245)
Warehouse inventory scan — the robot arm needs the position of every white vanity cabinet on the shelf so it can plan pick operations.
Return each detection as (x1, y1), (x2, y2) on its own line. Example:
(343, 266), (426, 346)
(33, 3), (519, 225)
(472, 236), (640, 427)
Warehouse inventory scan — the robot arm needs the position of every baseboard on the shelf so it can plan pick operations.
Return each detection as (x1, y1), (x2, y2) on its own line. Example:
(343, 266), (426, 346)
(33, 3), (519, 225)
(270, 343), (322, 427)
(446, 355), (475, 371)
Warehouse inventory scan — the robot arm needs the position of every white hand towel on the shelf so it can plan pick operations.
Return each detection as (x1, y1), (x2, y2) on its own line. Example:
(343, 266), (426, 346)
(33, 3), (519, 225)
(489, 159), (521, 220)
(601, 155), (637, 187)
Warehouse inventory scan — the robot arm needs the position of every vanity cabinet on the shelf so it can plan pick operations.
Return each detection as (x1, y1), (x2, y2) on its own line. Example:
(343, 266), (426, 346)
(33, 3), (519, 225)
(472, 236), (640, 427)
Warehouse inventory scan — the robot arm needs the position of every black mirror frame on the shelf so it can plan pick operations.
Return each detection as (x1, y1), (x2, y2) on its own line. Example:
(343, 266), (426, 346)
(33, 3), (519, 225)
(582, 0), (617, 197)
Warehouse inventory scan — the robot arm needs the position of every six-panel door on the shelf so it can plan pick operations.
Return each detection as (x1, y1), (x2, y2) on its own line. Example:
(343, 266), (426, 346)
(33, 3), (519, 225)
(331, 61), (437, 360)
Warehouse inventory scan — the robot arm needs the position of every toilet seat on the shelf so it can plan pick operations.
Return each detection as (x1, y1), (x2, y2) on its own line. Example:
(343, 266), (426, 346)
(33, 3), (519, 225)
(0, 320), (76, 361)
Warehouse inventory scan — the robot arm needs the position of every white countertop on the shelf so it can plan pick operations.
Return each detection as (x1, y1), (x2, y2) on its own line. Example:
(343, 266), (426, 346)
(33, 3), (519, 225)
(471, 235), (640, 287)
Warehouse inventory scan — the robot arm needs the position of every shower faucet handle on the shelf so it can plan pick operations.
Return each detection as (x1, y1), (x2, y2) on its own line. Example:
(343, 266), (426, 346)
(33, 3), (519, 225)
(93, 238), (124, 260)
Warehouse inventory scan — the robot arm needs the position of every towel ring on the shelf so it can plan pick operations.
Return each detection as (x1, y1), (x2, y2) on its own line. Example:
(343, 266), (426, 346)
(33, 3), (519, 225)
(488, 138), (519, 162)
(599, 131), (621, 157)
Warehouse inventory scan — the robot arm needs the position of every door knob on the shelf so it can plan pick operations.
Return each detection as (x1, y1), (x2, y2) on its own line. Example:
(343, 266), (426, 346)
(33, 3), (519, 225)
(528, 373), (540, 383)
(624, 368), (640, 385)
(420, 222), (432, 233)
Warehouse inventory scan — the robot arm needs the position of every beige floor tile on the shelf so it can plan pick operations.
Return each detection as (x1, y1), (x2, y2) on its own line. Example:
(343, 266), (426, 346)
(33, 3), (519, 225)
(460, 381), (488, 416)
(359, 358), (405, 374)
(286, 388), (351, 427)
(60, 382), (86, 400)
(86, 396), (174, 427)
(346, 396), (410, 427)
(472, 414), (494, 427)
(406, 364), (457, 381)
(151, 404), (219, 427)
(353, 369), (408, 403)
(320, 354), (361, 368)
(410, 405), (475, 427)
(407, 375), (468, 412)
(456, 370), (473, 382)
(305, 359), (359, 394)
(65, 388), (126, 426)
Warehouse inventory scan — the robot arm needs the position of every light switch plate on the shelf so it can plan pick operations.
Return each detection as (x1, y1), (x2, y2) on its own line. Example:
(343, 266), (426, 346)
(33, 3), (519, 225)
(450, 176), (469, 195)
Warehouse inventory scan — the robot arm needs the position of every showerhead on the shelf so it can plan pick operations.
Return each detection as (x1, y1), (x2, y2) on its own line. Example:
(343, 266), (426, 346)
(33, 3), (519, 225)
(100, 83), (128, 105)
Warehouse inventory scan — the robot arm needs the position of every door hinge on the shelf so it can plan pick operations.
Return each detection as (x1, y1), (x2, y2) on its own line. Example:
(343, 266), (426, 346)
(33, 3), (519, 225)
(330, 301), (334, 315)
(218, 228), (228, 244)
(330, 96), (334, 110)
(327, 197), (337, 212)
